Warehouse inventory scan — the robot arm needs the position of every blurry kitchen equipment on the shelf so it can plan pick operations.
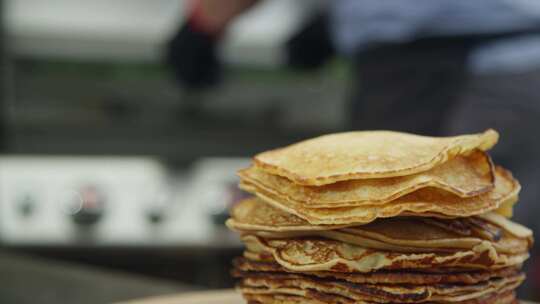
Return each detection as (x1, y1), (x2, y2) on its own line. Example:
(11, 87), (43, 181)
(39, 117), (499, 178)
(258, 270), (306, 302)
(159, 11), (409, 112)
(0, 156), (248, 248)
(0, 156), (169, 246)
(5, 0), (306, 65)
(2, 0), (345, 157)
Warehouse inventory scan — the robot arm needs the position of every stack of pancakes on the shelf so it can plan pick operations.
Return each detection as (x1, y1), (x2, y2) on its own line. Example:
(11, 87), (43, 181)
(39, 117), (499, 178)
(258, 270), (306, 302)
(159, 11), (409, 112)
(227, 130), (533, 304)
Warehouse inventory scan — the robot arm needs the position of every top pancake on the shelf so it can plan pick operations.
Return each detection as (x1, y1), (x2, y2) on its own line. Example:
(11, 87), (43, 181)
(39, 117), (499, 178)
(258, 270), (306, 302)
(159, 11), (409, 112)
(241, 150), (494, 208)
(254, 129), (498, 186)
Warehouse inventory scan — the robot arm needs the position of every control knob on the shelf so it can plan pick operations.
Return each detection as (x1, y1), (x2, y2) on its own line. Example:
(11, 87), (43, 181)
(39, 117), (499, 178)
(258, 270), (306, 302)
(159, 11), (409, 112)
(65, 186), (105, 226)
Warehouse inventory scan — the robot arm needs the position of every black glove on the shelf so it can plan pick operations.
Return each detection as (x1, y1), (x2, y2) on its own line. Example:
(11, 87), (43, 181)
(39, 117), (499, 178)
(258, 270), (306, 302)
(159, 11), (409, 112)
(285, 12), (335, 70)
(165, 21), (221, 89)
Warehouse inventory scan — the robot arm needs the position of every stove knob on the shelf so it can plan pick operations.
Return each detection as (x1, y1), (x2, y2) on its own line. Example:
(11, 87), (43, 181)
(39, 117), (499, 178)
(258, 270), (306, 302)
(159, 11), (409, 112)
(17, 194), (35, 217)
(65, 186), (105, 226)
(146, 208), (164, 224)
(145, 191), (169, 225)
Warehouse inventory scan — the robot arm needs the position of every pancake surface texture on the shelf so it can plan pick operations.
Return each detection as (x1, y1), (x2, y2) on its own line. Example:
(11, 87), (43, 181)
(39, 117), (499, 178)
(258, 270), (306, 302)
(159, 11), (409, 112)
(241, 150), (494, 208)
(238, 271), (524, 303)
(233, 258), (521, 285)
(241, 235), (529, 273)
(240, 166), (519, 225)
(228, 198), (532, 256)
(254, 129), (498, 185)
(242, 289), (518, 304)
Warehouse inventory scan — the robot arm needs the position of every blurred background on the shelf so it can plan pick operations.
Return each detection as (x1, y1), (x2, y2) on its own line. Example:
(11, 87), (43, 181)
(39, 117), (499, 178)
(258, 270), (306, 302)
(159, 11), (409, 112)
(1, 0), (540, 303)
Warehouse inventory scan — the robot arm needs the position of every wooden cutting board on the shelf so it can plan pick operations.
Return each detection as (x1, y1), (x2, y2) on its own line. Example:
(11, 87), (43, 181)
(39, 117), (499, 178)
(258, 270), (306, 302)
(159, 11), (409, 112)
(116, 289), (537, 304)
(116, 289), (242, 304)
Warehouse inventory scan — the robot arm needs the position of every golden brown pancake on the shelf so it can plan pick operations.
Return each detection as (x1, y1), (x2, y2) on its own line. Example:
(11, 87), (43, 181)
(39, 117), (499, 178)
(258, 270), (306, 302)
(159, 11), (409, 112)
(254, 129), (498, 185)
(240, 150), (494, 208)
(242, 235), (529, 273)
(243, 289), (354, 304)
(230, 129), (530, 304)
(240, 166), (519, 225)
(237, 271), (524, 303)
(227, 197), (348, 232)
(228, 197), (532, 255)
(232, 258), (521, 285)
(242, 290), (518, 304)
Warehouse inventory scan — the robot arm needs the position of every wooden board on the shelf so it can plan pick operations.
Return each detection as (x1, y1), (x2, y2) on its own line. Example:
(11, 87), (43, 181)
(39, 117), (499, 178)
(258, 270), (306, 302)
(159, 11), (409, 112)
(116, 289), (242, 304)
(116, 289), (538, 304)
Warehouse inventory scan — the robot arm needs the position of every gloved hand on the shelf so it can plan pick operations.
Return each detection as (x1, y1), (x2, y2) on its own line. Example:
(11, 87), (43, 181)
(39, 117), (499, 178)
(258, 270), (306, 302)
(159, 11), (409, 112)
(165, 8), (222, 89)
(285, 12), (335, 71)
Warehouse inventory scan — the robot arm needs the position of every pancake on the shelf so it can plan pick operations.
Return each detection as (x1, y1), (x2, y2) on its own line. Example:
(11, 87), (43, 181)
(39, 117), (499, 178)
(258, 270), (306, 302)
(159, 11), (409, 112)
(477, 212), (533, 239)
(254, 129), (498, 186)
(237, 271), (524, 303)
(242, 235), (529, 273)
(227, 197), (348, 232)
(243, 288), (355, 304)
(228, 197), (532, 254)
(242, 289), (518, 304)
(240, 166), (519, 225)
(237, 216), (530, 255)
(494, 200), (514, 218)
(334, 218), (530, 255)
(240, 150), (494, 208)
(232, 258), (521, 285)
(230, 129), (530, 304)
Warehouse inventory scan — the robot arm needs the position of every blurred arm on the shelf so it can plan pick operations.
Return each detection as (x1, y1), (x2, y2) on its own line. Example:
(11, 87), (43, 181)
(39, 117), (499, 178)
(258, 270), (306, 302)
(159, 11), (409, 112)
(190, 0), (260, 34)
(166, 0), (259, 89)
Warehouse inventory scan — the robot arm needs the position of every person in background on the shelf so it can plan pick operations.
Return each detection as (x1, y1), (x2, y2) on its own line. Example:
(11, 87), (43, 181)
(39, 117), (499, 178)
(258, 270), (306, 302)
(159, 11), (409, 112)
(166, 0), (334, 89)
(166, 1), (540, 297)
(166, 0), (540, 133)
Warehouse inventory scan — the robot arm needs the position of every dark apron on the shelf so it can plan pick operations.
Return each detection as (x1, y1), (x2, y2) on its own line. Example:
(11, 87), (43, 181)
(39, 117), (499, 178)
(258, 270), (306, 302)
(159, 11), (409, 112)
(348, 30), (540, 135)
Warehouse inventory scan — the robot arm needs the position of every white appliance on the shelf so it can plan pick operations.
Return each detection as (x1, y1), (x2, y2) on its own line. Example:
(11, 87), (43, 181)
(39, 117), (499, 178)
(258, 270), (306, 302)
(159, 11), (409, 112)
(0, 156), (248, 248)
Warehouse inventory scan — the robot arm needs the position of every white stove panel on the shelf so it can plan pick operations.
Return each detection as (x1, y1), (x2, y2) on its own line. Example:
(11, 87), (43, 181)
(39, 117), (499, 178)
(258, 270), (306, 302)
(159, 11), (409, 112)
(0, 156), (246, 248)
